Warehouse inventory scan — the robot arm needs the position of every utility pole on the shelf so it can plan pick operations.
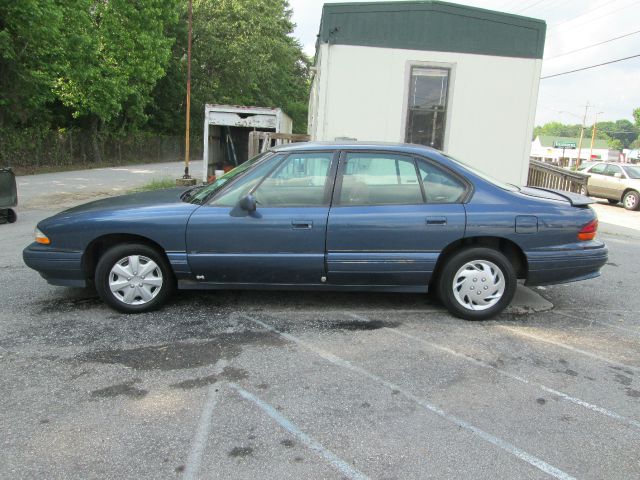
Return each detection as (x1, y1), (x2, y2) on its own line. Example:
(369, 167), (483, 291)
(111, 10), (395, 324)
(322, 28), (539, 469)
(178, 0), (196, 186)
(575, 102), (590, 170)
(589, 111), (604, 163)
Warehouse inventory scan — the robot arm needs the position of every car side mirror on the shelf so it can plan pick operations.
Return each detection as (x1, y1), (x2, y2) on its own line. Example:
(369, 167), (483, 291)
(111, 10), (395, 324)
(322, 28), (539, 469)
(614, 172), (622, 179)
(238, 194), (257, 212)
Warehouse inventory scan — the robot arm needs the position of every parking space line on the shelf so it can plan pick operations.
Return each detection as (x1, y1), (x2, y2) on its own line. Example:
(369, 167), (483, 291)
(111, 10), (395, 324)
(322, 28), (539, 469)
(240, 314), (577, 480)
(183, 359), (228, 480)
(497, 326), (640, 373)
(552, 310), (640, 337)
(230, 384), (370, 480)
(381, 324), (640, 431)
(183, 383), (223, 480)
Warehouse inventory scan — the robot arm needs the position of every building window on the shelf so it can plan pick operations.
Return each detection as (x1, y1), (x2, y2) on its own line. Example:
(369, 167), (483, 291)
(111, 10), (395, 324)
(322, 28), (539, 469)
(405, 66), (450, 150)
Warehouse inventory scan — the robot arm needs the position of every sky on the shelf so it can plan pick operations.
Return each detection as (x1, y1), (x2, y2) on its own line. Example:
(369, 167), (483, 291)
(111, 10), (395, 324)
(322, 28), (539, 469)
(287, 0), (640, 127)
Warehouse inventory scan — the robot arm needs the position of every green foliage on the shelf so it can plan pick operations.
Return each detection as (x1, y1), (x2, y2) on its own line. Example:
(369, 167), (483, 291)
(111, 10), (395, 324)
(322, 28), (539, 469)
(535, 112), (640, 151)
(1, 0), (310, 168)
(133, 177), (177, 192)
(148, 0), (310, 134)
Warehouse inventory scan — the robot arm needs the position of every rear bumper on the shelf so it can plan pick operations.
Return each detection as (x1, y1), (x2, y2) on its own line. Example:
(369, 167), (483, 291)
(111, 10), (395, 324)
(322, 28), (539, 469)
(23, 243), (87, 288)
(525, 240), (608, 286)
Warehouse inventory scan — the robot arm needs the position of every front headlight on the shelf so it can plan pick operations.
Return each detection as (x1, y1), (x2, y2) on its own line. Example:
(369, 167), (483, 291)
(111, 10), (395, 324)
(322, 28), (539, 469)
(35, 227), (51, 245)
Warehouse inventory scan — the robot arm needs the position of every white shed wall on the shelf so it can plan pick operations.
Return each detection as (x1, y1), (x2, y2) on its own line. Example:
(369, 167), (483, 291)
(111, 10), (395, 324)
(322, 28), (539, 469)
(310, 44), (542, 186)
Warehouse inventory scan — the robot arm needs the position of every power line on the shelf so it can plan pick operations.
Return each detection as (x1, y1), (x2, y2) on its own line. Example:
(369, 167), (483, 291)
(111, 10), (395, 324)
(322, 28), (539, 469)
(516, 0), (551, 13)
(541, 53), (640, 79)
(545, 29), (640, 59)
(548, 0), (625, 29)
(548, 0), (640, 35)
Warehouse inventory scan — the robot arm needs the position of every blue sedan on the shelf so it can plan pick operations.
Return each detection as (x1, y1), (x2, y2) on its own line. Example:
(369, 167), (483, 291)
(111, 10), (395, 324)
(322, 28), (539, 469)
(23, 143), (607, 320)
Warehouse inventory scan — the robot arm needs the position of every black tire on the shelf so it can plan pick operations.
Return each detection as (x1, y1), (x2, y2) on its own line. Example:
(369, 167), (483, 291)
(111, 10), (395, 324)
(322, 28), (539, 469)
(7, 209), (17, 223)
(623, 190), (640, 211)
(437, 247), (517, 321)
(95, 243), (175, 313)
(607, 199), (619, 205)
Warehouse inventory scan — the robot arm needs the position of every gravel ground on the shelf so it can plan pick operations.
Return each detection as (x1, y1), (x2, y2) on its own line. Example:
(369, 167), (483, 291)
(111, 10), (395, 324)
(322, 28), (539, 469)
(0, 181), (639, 479)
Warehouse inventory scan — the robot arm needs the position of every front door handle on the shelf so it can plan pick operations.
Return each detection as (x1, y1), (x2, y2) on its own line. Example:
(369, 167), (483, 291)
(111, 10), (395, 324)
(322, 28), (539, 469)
(292, 219), (313, 229)
(426, 216), (447, 226)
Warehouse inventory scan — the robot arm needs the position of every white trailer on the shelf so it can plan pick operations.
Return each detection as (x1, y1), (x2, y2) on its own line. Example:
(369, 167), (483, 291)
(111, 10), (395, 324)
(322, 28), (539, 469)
(308, 1), (546, 185)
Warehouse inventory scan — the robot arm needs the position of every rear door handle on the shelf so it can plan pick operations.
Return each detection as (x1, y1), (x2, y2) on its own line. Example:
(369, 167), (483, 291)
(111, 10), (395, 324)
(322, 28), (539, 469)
(291, 219), (313, 229)
(426, 216), (447, 226)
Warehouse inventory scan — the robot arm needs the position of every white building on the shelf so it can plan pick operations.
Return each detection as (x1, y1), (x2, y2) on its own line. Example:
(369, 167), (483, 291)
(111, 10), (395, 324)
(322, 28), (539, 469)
(308, 1), (546, 185)
(530, 135), (619, 166)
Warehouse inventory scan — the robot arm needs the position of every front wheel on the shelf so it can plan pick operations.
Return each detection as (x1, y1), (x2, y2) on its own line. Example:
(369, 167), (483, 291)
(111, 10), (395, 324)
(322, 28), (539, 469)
(95, 243), (175, 313)
(437, 247), (517, 321)
(623, 191), (640, 211)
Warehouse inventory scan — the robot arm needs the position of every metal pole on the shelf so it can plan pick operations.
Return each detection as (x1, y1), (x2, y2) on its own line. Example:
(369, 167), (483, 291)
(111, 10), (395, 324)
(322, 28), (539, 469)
(589, 111), (603, 163)
(184, 0), (192, 179)
(575, 102), (590, 170)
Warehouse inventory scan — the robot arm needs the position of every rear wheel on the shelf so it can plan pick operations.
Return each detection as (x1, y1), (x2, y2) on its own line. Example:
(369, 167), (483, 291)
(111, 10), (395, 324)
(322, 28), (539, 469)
(95, 243), (175, 313)
(437, 247), (517, 321)
(623, 190), (640, 211)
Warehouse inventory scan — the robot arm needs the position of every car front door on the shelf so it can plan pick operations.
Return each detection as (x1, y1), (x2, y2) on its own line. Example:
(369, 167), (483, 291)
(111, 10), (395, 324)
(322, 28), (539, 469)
(325, 151), (467, 289)
(186, 151), (337, 285)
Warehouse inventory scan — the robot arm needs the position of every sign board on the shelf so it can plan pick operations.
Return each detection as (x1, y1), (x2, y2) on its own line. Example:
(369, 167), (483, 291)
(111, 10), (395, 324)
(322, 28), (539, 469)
(553, 141), (576, 149)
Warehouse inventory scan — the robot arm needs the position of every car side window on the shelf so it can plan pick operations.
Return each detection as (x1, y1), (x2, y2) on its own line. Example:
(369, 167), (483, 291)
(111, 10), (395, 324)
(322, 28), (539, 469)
(417, 160), (466, 203)
(210, 154), (284, 207)
(338, 153), (423, 205)
(253, 153), (333, 206)
(588, 163), (606, 174)
(604, 164), (622, 177)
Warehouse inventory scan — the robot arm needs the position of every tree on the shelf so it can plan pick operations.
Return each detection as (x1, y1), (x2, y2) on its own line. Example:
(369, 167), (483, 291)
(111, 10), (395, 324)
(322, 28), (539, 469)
(148, 0), (310, 135)
(0, 0), (66, 126)
(54, 0), (179, 161)
(634, 107), (640, 128)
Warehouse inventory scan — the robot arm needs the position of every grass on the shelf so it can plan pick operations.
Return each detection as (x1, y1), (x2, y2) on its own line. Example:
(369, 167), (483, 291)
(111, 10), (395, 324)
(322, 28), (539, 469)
(132, 177), (177, 192)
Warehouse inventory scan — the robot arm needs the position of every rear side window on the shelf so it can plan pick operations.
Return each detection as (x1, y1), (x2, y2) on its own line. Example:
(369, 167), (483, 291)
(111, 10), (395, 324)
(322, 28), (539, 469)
(589, 163), (606, 174)
(604, 164), (622, 177)
(417, 161), (467, 203)
(338, 153), (423, 205)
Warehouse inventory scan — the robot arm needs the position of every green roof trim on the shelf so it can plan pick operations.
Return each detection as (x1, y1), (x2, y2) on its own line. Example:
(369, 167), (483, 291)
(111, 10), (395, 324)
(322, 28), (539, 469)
(318, 1), (546, 59)
(537, 135), (609, 149)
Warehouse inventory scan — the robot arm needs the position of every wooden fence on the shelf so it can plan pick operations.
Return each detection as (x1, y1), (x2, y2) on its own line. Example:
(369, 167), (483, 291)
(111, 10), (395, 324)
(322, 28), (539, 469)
(527, 160), (588, 193)
(248, 132), (310, 158)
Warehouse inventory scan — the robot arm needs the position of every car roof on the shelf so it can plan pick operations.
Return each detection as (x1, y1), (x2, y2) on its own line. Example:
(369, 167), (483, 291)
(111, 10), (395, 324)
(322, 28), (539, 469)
(271, 141), (440, 155)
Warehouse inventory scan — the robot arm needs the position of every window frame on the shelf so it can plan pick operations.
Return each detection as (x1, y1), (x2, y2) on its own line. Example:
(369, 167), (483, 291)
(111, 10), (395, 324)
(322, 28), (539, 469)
(208, 150), (340, 208)
(603, 164), (624, 178)
(332, 150), (471, 207)
(400, 61), (456, 152)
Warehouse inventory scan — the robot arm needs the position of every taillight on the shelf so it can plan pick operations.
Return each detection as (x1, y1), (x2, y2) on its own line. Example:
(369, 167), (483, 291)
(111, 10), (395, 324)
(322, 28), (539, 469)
(578, 219), (598, 241)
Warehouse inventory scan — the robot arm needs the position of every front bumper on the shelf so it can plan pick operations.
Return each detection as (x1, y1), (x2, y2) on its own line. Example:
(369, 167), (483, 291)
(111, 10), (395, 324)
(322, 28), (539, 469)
(525, 240), (608, 286)
(23, 243), (87, 287)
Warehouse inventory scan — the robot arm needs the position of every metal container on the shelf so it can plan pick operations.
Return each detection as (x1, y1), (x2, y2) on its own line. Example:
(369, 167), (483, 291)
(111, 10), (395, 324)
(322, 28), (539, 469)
(0, 168), (18, 223)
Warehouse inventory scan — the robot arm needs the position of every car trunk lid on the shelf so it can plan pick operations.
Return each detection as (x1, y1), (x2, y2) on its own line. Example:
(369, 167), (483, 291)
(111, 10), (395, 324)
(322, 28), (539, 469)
(519, 187), (594, 207)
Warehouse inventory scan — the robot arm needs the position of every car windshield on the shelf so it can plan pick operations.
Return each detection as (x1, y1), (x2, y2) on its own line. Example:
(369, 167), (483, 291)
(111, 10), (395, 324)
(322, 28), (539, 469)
(443, 154), (520, 191)
(622, 165), (640, 179)
(186, 151), (273, 204)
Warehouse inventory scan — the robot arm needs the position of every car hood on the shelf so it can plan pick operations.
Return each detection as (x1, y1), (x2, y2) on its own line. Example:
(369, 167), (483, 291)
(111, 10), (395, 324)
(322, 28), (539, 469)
(56, 187), (190, 216)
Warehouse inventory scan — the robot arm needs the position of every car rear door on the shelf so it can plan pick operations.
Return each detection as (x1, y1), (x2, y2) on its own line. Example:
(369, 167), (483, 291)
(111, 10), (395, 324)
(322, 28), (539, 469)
(325, 151), (467, 289)
(186, 151), (338, 285)
(585, 163), (607, 196)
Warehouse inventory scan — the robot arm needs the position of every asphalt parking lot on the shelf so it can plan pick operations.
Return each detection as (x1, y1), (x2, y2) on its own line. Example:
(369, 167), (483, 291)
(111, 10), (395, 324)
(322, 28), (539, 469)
(1, 173), (639, 479)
